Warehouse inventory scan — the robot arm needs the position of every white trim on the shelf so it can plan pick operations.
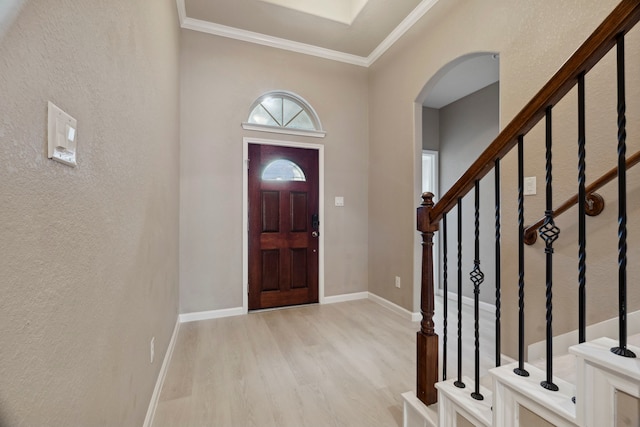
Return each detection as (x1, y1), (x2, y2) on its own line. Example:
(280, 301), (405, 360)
(175, 0), (186, 23)
(446, 291), (496, 314)
(323, 291), (369, 304)
(367, 0), (440, 65)
(179, 307), (244, 323)
(241, 123), (326, 138)
(243, 137), (325, 311)
(143, 318), (180, 427)
(176, 0), (440, 68)
(368, 292), (422, 322)
(181, 17), (369, 67)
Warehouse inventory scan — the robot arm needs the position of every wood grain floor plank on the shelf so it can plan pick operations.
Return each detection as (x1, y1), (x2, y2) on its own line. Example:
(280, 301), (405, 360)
(153, 297), (495, 426)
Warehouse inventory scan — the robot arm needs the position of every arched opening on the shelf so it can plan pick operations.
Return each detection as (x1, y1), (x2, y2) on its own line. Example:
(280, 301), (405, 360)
(413, 52), (500, 315)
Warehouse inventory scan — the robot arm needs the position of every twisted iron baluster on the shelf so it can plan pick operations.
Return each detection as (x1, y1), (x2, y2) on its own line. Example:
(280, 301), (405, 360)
(540, 106), (559, 392)
(578, 73), (587, 345)
(455, 198), (465, 389)
(471, 180), (484, 401)
(611, 34), (636, 358)
(514, 136), (529, 377)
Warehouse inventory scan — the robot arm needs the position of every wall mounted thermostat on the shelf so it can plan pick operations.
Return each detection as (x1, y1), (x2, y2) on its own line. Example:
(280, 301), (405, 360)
(47, 101), (77, 167)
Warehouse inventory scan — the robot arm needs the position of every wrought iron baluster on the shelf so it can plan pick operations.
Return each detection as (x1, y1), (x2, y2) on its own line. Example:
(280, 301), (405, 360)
(471, 180), (484, 401)
(540, 106), (560, 392)
(514, 136), (529, 377)
(495, 159), (501, 367)
(578, 72), (587, 344)
(611, 34), (636, 358)
(455, 198), (465, 389)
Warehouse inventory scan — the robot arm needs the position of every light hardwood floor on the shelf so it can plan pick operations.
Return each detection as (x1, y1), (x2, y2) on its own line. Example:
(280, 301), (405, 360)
(153, 300), (417, 426)
(152, 297), (496, 427)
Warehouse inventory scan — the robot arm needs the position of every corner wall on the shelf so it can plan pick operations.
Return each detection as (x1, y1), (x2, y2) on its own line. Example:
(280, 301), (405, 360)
(0, 0), (180, 424)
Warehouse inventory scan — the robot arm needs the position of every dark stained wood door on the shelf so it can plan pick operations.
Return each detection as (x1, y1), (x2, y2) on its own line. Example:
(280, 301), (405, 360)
(248, 144), (319, 310)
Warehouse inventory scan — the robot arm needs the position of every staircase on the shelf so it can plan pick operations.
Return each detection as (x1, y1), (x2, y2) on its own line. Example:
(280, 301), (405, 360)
(405, 1), (640, 426)
(404, 308), (640, 427)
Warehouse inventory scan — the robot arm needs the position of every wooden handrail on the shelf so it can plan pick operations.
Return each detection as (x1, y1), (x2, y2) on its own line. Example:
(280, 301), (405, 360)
(524, 150), (640, 245)
(429, 0), (640, 225)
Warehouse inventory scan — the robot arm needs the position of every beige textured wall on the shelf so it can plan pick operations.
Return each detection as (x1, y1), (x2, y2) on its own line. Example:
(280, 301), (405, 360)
(180, 31), (369, 313)
(369, 0), (640, 356)
(0, 0), (180, 425)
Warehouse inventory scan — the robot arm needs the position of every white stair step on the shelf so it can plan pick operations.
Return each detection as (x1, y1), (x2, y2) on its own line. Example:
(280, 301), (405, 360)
(530, 353), (577, 385)
(436, 376), (493, 426)
(490, 362), (577, 427)
(402, 391), (438, 427)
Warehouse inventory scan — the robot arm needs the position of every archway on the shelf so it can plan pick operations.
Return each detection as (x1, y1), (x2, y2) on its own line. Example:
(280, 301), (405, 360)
(413, 52), (500, 315)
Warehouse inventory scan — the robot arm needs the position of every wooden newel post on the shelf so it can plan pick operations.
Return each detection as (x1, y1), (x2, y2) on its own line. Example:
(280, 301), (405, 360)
(416, 192), (439, 405)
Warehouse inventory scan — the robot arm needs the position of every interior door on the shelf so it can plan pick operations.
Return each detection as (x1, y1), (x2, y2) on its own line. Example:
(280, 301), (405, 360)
(248, 144), (319, 310)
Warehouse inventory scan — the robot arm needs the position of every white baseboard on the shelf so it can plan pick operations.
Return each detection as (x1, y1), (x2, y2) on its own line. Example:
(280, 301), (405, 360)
(323, 291), (369, 304)
(368, 292), (422, 322)
(446, 291), (496, 314)
(178, 306), (245, 323)
(528, 309), (640, 360)
(143, 318), (180, 427)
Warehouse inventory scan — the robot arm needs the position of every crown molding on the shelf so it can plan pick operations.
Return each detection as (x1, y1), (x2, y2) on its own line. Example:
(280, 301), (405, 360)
(367, 0), (440, 65)
(176, 0), (440, 68)
(180, 16), (369, 67)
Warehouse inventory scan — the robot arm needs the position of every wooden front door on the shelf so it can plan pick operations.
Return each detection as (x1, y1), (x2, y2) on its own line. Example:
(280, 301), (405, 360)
(248, 144), (319, 310)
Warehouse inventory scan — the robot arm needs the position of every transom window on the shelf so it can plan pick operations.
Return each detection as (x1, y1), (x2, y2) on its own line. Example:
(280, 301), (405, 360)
(243, 91), (326, 138)
(262, 159), (306, 182)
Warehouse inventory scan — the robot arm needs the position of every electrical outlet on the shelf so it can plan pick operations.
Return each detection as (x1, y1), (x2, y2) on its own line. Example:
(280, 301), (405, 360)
(150, 337), (155, 364)
(395, 276), (401, 288)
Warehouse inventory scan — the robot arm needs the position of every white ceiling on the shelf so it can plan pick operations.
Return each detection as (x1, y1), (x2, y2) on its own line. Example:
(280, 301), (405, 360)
(177, 0), (499, 107)
(424, 54), (500, 109)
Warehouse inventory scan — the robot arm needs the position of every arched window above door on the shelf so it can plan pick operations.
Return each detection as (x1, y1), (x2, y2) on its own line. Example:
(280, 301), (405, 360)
(242, 91), (326, 138)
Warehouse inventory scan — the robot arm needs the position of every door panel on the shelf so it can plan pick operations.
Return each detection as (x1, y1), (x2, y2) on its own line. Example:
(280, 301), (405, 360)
(290, 192), (308, 232)
(261, 191), (280, 232)
(248, 144), (319, 310)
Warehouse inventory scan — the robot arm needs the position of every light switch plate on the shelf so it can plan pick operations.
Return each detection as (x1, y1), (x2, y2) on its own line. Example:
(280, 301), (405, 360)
(48, 101), (77, 167)
(335, 196), (344, 207)
(524, 176), (536, 196)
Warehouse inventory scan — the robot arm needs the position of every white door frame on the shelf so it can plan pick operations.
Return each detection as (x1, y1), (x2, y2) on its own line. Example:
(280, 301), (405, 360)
(242, 137), (325, 313)
(422, 150), (440, 294)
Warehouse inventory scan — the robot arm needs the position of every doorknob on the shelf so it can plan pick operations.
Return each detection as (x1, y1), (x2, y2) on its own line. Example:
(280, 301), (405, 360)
(312, 231), (319, 238)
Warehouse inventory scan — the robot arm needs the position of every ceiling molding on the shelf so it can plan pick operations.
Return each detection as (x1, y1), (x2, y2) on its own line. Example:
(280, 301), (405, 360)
(176, 0), (440, 68)
(367, 0), (440, 65)
(181, 16), (369, 67)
